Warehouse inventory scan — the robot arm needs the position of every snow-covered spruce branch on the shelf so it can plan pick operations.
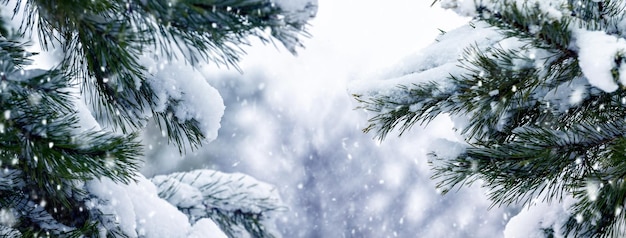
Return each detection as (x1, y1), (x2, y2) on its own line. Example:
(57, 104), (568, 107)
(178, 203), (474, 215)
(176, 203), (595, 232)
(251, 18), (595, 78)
(353, 0), (626, 237)
(355, 33), (580, 144)
(152, 170), (285, 238)
(0, 45), (142, 236)
(432, 121), (626, 203)
(18, 0), (315, 151)
(0, 0), (317, 236)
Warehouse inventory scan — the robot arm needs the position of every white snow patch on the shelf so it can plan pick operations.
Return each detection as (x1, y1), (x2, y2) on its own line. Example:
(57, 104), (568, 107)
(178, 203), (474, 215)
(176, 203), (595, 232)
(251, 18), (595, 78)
(373, 22), (501, 81)
(143, 58), (225, 143)
(574, 30), (626, 93)
(67, 85), (104, 132)
(569, 87), (586, 105)
(86, 175), (193, 238)
(348, 22), (503, 128)
(430, 139), (467, 161)
(347, 21), (514, 180)
(189, 219), (227, 238)
(488, 89), (500, 96)
(439, 0), (479, 17)
(504, 197), (575, 238)
(151, 170), (283, 237)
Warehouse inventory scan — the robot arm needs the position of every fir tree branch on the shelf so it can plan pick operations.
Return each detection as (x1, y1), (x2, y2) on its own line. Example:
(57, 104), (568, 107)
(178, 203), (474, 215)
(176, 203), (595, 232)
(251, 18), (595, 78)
(152, 170), (285, 238)
(0, 64), (142, 185)
(432, 121), (626, 212)
(0, 1), (316, 236)
(475, 1), (576, 56)
(358, 0), (626, 237)
(131, 0), (281, 65)
(11, 0), (313, 151)
(0, 39), (142, 236)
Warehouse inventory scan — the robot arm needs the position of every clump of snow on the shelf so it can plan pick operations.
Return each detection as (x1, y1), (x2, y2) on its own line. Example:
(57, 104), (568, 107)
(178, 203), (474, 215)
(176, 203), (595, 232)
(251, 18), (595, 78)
(62, 85), (104, 132)
(143, 58), (225, 143)
(429, 139), (467, 161)
(573, 29), (626, 93)
(439, 0), (479, 17)
(378, 21), (501, 81)
(86, 174), (229, 237)
(503, 197), (575, 238)
(349, 22), (502, 101)
(86, 175), (195, 237)
(189, 219), (228, 238)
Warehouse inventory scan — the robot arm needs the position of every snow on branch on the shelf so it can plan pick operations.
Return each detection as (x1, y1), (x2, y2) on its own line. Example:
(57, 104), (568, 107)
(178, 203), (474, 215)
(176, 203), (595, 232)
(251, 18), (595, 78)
(152, 169), (285, 238)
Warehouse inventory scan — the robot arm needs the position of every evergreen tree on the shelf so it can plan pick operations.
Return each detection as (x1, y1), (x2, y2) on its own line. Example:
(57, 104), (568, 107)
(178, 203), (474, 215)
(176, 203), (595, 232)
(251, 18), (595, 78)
(352, 0), (626, 237)
(0, 0), (315, 237)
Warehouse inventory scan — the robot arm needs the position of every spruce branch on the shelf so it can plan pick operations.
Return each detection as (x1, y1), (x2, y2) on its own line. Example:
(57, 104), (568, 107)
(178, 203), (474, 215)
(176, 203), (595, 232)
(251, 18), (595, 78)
(355, 81), (455, 140)
(357, 0), (626, 237)
(0, 36), (142, 236)
(430, 121), (626, 224)
(11, 0), (313, 151)
(358, 42), (556, 142)
(0, 59), (142, 185)
(152, 170), (285, 238)
(131, 0), (284, 65)
(564, 138), (626, 238)
(475, 1), (575, 56)
(0, 0), (315, 236)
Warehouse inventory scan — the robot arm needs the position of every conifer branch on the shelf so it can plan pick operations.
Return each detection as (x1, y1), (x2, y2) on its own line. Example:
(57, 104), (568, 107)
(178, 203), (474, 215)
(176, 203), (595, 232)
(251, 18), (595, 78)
(357, 0), (626, 236)
(0, 0), (315, 236)
(152, 170), (285, 238)
(11, 0), (312, 151)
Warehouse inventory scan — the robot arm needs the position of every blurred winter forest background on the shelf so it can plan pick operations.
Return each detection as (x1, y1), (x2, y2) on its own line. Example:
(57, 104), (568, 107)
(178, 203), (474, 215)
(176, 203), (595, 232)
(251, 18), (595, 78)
(138, 0), (515, 237)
